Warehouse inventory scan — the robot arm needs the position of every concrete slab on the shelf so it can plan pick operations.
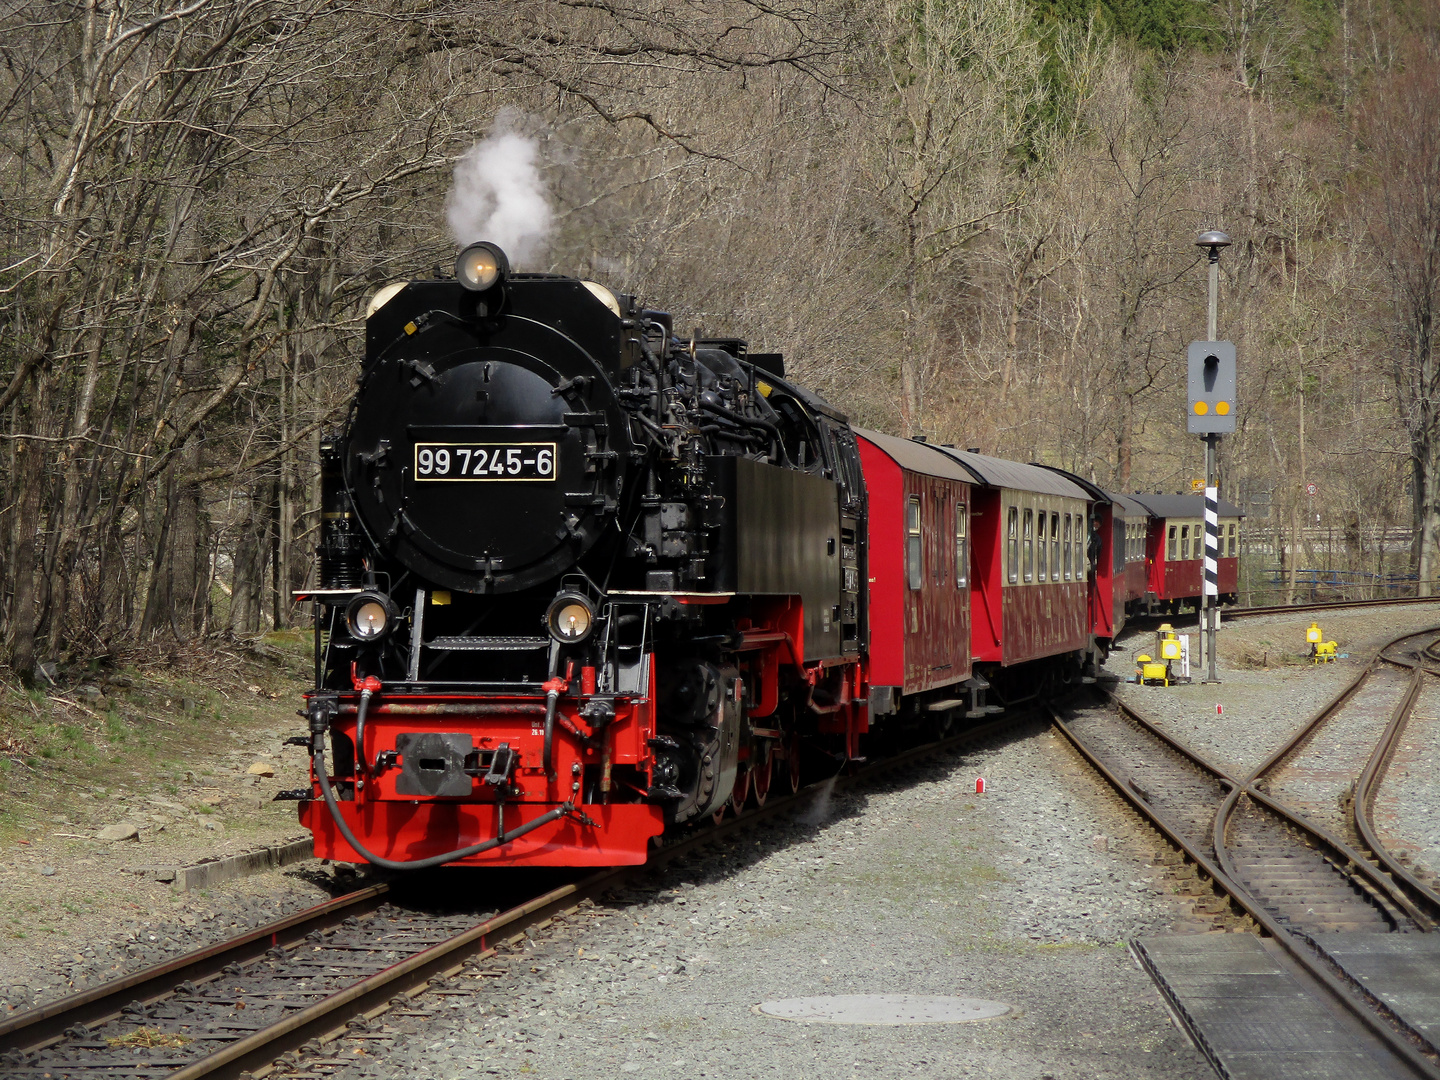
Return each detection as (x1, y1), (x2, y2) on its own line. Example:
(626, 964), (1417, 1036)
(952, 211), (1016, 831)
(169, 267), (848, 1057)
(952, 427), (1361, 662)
(1314, 933), (1440, 1050)
(1134, 934), (1403, 1080)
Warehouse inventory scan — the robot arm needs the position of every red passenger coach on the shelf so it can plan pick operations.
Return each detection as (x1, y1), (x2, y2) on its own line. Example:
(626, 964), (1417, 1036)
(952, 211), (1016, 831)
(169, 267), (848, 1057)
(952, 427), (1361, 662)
(1130, 493), (1242, 610)
(856, 430), (973, 716)
(1034, 470), (1148, 658)
(930, 449), (1093, 677)
(1113, 493), (1151, 612)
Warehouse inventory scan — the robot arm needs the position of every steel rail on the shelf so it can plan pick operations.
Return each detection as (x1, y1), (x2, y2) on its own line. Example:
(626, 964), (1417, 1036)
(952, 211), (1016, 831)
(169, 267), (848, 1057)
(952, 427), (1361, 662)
(1354, 659), (1440, 915)
(0, 884), (391, 1055)
(226, 712), (1036, 1080)
(2, 709), (1033, 1079)
(1214, 782), (1435, 930)
(166, 879), (597, 1080)
(1216, 627), (1440, 929)
(1050, 701), (1440, 1079)
(1106, 695), (1241, 787)
(1227, 626), (1440, 795)
(1227, 595), (1440, 618)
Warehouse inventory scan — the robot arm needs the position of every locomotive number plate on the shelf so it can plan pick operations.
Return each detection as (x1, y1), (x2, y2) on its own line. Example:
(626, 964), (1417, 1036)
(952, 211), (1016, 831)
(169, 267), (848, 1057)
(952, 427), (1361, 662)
(413, 442), (557, 481)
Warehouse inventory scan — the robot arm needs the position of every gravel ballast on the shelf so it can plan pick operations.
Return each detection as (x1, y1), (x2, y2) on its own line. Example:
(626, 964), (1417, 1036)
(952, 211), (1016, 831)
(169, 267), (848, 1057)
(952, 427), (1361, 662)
(10, 602), (1437, 1075)
(286, 724), (1214, 1080)
(1376, 677), (1440, 881)
(1110, 604), (1440, 778)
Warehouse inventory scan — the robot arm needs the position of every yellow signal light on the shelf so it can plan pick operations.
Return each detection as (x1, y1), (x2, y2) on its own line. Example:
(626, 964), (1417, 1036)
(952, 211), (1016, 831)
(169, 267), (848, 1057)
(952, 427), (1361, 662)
(1193, 401), (1209, 415)
(1216, 401), (1231, 415)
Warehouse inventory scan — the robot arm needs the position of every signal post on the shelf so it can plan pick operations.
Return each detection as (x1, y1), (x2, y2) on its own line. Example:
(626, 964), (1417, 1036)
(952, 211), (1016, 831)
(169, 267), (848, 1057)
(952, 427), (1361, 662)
(1189, 230), (1234, 684)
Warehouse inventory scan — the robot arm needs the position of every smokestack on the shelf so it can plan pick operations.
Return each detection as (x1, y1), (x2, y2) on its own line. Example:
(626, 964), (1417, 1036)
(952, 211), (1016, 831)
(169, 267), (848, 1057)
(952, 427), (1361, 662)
(446, 117), (553, 268)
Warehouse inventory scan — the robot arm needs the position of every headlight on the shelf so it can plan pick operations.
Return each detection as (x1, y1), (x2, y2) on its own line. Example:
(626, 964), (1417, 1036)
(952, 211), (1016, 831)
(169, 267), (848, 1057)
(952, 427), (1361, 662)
(346, 591), (395, 641)
(455, 242), (509, 292)
(546, 593), (596, 644)
(365, 281), (407, 319)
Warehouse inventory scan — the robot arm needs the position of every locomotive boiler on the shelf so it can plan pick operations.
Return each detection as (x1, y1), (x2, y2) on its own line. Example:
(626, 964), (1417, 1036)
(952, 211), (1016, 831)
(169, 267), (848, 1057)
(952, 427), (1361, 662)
(293, 243), (868, 868)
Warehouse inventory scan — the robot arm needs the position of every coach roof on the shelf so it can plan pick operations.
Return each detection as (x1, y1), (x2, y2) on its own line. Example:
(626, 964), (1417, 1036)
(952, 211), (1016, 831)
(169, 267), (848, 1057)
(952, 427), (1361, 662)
(1128, 492), (1244, 519)
(855, 428), (974, 483)
(1108, 491), (1151, 518)
(930, 446), (1091, 500)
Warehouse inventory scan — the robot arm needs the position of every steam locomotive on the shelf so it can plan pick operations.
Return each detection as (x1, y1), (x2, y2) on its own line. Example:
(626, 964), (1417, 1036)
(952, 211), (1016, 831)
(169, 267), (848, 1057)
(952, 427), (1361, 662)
(289, 243), (1236, 870)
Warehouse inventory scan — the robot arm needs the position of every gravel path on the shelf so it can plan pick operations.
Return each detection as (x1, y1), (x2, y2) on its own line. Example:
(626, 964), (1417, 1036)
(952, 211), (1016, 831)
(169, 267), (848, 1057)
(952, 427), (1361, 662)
(276, 723), (1214, 1080)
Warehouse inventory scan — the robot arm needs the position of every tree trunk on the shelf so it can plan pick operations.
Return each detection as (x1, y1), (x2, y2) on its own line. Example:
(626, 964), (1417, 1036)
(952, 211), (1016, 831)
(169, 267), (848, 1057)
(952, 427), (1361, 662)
(900, 214), (921, 436)
(9, 432), (47, 680)
(230, 487), (270, 636)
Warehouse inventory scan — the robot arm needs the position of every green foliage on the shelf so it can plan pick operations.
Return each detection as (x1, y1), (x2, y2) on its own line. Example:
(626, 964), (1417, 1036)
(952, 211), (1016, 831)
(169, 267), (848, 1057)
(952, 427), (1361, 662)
(1029, 0), (1216, 52)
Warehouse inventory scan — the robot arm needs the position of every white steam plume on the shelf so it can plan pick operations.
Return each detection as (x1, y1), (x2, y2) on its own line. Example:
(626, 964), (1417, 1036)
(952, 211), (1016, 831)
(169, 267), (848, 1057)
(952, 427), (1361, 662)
(446, 122), (552, 268)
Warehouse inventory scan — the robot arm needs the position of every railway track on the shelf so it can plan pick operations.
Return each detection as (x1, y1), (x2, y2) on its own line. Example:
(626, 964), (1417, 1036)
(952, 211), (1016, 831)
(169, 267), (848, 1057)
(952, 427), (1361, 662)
(1229, 595), (1440, 619)
(1052, 626), (1440, 1078)
(1122, 594), (1440, 637)
(0, 710), (1033, 1080)
(1231, 631), (1440, 935)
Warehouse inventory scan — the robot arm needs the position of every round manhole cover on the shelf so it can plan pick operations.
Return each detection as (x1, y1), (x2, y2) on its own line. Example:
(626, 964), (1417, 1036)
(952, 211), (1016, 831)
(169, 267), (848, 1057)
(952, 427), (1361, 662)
(756, 994), (1011, 1025)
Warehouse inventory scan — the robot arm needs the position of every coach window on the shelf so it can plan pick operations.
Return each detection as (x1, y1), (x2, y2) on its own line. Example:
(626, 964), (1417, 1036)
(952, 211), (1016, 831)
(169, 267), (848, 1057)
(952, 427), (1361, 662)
(1007, 507), (1018, 584)
(1036, 510), (1048, 581)
(907, 495), (923, 590)
(1063, 514), (1072, 580)
(1023, 509), (1034, 583)
(1167, 524), (1177, 561)
(1050, 513), (1061, 581)
(1226, 522), (1236, 557)
(1180, 523), (1191, 560)
(955, 504), (967, 589)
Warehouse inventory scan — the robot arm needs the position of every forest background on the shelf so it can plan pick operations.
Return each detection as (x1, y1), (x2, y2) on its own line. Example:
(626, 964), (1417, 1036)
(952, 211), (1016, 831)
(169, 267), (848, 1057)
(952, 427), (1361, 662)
(1, 0), (1438, 676)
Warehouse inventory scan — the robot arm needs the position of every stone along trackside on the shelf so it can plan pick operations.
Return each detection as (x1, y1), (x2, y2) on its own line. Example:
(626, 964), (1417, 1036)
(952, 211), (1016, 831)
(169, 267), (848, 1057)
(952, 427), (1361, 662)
(1374, 674), (1440, 884)
(265, 722), (1215, 1080)
(1109, 603), (1440, 780)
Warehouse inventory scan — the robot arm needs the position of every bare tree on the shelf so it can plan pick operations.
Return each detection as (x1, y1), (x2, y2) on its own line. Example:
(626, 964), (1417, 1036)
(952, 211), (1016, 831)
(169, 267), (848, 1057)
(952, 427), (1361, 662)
(1364, 42), (1440, 594)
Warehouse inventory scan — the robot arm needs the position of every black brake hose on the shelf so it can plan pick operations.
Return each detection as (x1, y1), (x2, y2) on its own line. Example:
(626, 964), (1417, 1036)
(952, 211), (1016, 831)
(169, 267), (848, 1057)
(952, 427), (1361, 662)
(312, 693), (571, 871)
(543, 685), (561, 780)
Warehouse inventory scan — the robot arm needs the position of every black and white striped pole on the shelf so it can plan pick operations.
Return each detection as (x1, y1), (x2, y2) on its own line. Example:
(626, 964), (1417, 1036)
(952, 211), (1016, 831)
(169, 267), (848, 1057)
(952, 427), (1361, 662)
(1189, 230), (1234, 684)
